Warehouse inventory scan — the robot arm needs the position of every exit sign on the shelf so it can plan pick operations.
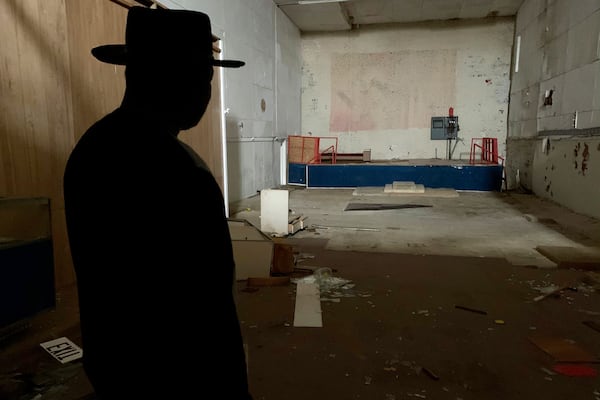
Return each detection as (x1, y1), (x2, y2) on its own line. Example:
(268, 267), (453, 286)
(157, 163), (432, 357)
(40, 337), (83, 364)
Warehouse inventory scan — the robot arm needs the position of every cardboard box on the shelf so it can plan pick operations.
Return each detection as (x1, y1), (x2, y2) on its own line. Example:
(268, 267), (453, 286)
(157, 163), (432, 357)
(271, 241), (295, 275)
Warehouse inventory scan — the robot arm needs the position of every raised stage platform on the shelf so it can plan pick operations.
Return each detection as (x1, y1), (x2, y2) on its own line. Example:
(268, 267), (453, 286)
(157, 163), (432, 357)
(288, 159), (504, 191)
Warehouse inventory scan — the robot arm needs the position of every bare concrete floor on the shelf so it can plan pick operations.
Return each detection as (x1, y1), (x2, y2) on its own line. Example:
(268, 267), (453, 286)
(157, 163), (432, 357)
(2, 188), (600, 399)
(232, 186), (600, 265)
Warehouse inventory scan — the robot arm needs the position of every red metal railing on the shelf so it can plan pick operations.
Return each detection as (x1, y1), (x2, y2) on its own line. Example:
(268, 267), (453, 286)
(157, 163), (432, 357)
(469, 137), (504, 165)
(288, 135), (338, 164)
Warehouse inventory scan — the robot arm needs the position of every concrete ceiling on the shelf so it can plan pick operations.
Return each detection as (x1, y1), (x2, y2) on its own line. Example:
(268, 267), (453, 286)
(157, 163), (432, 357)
(274, 0), (524, 32)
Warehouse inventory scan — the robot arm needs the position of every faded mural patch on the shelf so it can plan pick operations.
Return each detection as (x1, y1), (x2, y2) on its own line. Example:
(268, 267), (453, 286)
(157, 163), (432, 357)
(329, 50), (457, 132)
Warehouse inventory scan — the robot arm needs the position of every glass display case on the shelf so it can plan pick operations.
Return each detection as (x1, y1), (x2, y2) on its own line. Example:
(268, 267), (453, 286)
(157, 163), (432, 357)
(0, 197), (56, 335)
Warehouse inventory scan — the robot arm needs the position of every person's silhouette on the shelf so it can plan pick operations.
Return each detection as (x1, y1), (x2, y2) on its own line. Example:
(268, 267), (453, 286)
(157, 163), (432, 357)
(63, 7), (251, 399)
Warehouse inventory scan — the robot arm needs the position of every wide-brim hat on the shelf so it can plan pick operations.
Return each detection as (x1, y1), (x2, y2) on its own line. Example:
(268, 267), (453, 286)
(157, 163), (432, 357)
(91, 7), (245, 68)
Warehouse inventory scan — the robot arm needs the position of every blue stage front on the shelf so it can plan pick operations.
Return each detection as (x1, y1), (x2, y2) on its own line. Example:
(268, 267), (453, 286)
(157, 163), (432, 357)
(288, 163), (503, 191)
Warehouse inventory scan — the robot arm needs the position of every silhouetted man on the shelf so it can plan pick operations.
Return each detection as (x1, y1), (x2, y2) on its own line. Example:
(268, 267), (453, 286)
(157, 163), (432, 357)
(63, 7), (251, 399)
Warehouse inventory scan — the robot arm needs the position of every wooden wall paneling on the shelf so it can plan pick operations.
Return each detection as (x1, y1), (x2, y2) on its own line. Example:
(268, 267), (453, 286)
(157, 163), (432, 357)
(0, 0), (75, 288)
(0, 0), (224, 290)
(55, 0), (129, 289)
(65, 0), (128, 143)
(0, 0), (72, 196)
(179, 66), (225, 193)
(0, 0), (26, 195)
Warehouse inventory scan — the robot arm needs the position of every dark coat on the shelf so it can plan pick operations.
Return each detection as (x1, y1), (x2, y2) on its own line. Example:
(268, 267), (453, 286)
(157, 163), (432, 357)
(64, 102), (250, 398)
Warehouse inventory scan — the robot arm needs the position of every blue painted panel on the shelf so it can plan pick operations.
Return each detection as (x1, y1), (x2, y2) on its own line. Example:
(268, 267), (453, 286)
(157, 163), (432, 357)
(288, 163), (307, 185)
(305, 164), (503, 191)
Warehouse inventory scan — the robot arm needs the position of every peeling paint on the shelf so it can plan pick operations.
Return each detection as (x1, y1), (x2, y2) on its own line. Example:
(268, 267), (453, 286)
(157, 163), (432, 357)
(581, 143), (589, 176)
(573, 142), (590, 176)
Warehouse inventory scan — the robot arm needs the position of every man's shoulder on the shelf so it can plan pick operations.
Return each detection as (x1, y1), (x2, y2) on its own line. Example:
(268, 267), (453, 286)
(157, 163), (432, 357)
(86, 108), (125, 132)
(74, 108), (122, 145)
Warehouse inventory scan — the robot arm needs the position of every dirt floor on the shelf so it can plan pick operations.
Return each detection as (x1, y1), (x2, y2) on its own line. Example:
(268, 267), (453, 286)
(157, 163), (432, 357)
(1, 188), (600, 399)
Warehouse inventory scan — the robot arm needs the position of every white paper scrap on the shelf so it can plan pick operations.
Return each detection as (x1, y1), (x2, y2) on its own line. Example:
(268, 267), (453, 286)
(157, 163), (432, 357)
(40, 337), (83, 364)
(293, 281), (323, 327)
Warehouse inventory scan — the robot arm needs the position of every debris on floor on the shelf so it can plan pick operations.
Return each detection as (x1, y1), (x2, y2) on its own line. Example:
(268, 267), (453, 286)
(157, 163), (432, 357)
(532, 284), (574, 302)
(295, 252), (315, 263)
(528, 334), (599, 363)
(540, 367), (557, 376)
(293, 267), (349, 290)
(454, 305), (488, 315)
(288, 214), (308, 235)
(0, 363), (86, 400)
(320, 298), (341, 303)
(582, 272), (600, 290)
(527, 275), (598, 302)
(582, 320), (600, 334)
(421, 366), (440, 381)
(312, 224), (381, 232)
(552, 364), (598, 377)
(344, 202), (432, 211)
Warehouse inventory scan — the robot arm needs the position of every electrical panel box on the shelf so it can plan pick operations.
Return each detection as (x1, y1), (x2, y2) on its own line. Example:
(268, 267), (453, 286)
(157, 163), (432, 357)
(431, 116), (459, 140)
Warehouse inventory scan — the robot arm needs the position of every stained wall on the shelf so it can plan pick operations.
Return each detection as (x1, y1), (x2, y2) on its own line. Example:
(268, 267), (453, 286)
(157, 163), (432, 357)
(509, 0), (600, 218)
(301, 18), (515, 161)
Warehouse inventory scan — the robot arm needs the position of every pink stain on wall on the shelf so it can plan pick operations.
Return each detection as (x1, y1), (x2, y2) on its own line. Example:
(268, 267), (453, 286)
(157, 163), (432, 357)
(329, 51), (457, 133)
(330, 91), (375, 131)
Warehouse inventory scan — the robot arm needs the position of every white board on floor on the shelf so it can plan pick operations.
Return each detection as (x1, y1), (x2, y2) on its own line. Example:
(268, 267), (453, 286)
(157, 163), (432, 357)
(293, 281), (323, 327)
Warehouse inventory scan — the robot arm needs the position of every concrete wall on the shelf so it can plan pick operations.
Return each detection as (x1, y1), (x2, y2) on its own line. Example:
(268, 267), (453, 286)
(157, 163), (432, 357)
(532, 137), (600, 218)
(508, 0), (600, 219)
(160, 0), (302, 204)
(301, 18), (515, 161)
